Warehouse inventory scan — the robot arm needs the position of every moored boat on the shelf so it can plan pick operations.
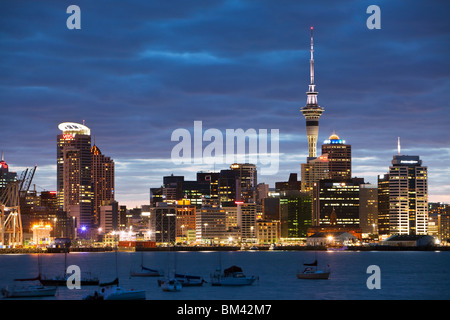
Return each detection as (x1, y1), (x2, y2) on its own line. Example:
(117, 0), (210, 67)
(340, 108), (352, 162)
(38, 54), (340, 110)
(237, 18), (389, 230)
(210, 265), (258, 286)
(296, 259), (330, 280)
(160, 278), (182, 292)
(1, 284), (57, 298)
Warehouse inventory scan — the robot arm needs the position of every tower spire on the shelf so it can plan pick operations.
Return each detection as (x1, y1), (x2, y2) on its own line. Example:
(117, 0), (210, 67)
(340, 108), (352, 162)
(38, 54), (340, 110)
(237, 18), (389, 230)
(301, 26), (324, 159)
(398, 137), (401, 155)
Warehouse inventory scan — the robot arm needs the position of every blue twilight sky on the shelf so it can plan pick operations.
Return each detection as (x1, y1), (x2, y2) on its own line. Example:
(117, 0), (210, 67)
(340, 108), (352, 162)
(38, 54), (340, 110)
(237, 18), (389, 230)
(1, 0), (449, 207)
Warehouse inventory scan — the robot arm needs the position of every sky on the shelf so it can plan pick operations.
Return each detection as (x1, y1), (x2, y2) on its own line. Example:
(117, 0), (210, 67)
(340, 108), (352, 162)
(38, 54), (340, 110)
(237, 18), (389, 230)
(1, 0), (449, 208)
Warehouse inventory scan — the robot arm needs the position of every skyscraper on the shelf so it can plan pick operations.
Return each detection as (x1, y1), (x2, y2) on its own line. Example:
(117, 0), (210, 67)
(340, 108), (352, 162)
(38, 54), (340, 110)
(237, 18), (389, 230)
(386, 154), (428, 236)
(0, 152), (17, 191)
(301, 27), (324, 159)
(57, 122), (93, 233)
(322, 132), (351, 180)
(91, 143), (115, 226)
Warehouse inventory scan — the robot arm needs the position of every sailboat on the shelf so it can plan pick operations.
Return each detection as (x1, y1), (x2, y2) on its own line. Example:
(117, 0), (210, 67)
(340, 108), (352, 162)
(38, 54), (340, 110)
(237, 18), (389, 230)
(210, 252), (258, 286)
(130, 252), (163, 277)
(83, 248), (146, 300)
(296, 253), (330, 280)
(158, 251), (182, 292)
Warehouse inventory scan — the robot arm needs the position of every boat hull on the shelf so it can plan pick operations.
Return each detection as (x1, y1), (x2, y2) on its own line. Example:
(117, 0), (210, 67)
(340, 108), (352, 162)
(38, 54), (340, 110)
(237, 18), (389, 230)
(296, 272), (330, 280)
(1, 286), (57, 298)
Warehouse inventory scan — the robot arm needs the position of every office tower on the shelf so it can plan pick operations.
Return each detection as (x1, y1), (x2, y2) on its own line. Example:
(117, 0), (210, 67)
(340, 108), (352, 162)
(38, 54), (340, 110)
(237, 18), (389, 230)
(386, 154), (428, 235)
(230, 163), (257, 203)
(301, 154), (329, 193)
(0, 152), (17, 191)
(237, 202), (257, 242)
(359, 183), (378, 234)
(150, 202), (177, 243)
(218, 169), (239, 206)
(279, 190), (312, 238)
(162, 175), (184, 203)
(313, 178), (364, 227)
(181, 180), (211, 208)
(377, 174), (390, 237)
(300, 27), (324, 159)
(197, 172), (220, 199)
(175, 199), (196, 241)
(256, 183), (269, 204)
(91, 143), (115, 226)
(196, 205), (227, 244)
(322, 132), (351, 180)
(57, 122), (93, 233)
(99, 201), (119, 234)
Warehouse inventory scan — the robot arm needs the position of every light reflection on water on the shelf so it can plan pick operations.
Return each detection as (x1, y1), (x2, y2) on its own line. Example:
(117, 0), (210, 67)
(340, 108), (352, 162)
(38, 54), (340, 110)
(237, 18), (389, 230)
(0, 250), (449, 300)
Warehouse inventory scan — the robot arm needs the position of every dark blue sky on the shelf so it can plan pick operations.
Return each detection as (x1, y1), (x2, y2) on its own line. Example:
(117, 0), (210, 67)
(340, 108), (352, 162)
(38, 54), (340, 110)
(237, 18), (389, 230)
(1, 0), (449, 207)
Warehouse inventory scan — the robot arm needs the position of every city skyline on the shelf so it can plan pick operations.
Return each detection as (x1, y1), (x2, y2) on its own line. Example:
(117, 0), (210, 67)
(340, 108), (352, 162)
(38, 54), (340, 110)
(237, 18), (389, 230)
(1, 1), (449, 208)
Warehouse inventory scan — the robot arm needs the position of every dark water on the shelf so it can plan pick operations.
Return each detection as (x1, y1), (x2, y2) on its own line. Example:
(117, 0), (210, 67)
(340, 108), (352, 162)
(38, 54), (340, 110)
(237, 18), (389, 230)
(1, 250), (449, 300)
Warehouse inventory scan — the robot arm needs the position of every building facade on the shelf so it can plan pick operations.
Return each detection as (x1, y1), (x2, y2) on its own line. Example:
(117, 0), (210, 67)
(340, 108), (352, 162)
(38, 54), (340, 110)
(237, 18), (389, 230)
(322, 132), (351, 180)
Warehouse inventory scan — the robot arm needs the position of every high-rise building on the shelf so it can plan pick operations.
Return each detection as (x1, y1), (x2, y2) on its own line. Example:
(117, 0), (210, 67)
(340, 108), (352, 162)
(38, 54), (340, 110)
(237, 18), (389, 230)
(237, 202), (257, 242)
(359, 183), (378, 234)
(301, 154), (329, 193)
(0, 152), (17, 191)
(385, 154), (428, 236)
(313, 178), (364, 228)
(300, 27), (324, 159)
(230, 163), (257, 203)
(150, 202), (176, 243)
(91, 144), (115, 226)
(57, 122), (114, 238)
(322, 132), (351, 180)
(377, 174), (390, 236)
(279, 190), (312, 239)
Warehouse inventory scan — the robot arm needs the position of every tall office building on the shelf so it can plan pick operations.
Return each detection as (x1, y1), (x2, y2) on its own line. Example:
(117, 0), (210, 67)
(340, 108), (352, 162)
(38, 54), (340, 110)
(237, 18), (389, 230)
(385, 154), (428, 236)
(377, 174), (390, 236)
(91, 144), (115, 226)
(58, 122), (114, 238)
(301, 154), (329, 193)
(359, 183), (378, 234)
(322, 132), (351, 180)
(300, 27), (324, 159)
(0, 152), (17, 191)
(58, 122), (93, 233)
(230, 163), (257, 203)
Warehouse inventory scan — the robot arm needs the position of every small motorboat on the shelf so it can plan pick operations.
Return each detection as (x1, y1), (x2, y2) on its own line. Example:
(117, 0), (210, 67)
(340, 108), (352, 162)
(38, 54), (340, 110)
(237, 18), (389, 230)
(296, 259), (330, 280)
(160, 278), (182, 292)
(1, 284), (57, 298)
(210, 266), (258, 286)
(83, 285), (146, 300)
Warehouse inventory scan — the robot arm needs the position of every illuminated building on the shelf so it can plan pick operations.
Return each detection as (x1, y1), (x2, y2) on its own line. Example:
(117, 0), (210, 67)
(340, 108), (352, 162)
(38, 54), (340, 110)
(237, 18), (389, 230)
(359, 183), (378, 235)
(99, 201), (119, 234)
(0, 152), (17, 191)
(322, 132), (351, 180)
(197, 172), (220, 199)
(301, 154), (329, 193)
(237, 202), (257, 243)
(217, 169), (239, 206)
(256, 220), (279, 245)
(31, 223), (53, 247)
(279, 190), (312, 239)
(57, 122), (93, 235)
(175, 199), (196, 241)
(300, 27), (324, 159)
(150, 202), (176, 243)
(377, 174), (390, 237)
(91, 144), (115, 226)
(196, 204), (227, 244)
(230, 163), (257, 203)
(313, 178), (364, 228)
(384, 154), (428, 236)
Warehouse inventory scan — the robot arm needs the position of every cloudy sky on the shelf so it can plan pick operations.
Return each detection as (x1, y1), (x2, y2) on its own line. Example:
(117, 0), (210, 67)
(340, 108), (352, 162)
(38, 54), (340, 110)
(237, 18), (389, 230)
(1, 0), (449, 207)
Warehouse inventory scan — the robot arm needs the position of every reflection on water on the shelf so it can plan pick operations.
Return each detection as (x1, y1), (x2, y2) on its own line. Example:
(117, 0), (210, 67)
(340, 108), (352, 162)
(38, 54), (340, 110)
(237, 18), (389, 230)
(1, 250), (449, 300)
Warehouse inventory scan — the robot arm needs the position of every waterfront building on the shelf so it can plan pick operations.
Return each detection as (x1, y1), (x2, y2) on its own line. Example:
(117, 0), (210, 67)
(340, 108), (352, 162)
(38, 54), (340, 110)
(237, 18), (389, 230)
(383, 154), (428, 236)
(175, 199), (196, 242)
(195, 204), (227, 244)
(149, 202), (176, 244)
(99, 201), (119, 234)
(57, 122), (93, 234)
(377, 174), (390, 237)
(256, 220), (279, 245)
(91, 144), (115, 226)
(322, 132), (351, 180)
(313, 178), (364, 228)
(279, 190), (312, 239)
(359, 183), (378, 235)
(237, 202), (257, 243)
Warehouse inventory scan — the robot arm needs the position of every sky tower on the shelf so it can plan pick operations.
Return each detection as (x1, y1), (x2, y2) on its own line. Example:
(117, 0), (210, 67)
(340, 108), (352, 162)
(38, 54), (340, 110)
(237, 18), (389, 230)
(301, 26), (324, 159)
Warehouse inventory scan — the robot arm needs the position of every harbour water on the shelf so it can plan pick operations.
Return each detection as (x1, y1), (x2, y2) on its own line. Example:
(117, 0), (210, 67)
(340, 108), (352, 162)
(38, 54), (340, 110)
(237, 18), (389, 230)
(0, 250), (449, 300)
